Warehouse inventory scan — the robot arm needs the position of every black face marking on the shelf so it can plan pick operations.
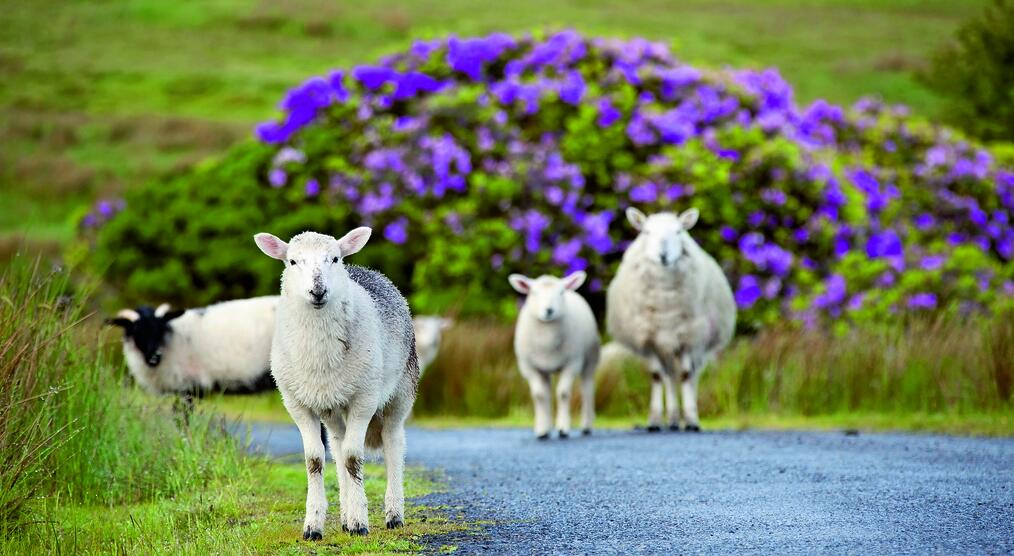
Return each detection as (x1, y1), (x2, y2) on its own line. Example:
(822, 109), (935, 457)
(651, 372), (662, 383)
(109, 305), (185, 368)
(345, 456), (362, 483)
(681, 370), (692, 382)
(307, 456), (323, 475)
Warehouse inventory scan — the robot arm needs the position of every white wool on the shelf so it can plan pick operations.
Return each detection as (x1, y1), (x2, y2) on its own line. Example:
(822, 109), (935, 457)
(606, 208), (736, 429)
(510, 272), (601, 438)
(121, 296), (278, 395)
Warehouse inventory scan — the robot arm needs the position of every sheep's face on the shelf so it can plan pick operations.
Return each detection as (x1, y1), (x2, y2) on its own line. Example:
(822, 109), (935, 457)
(508, 271), (586, 322)
(106, 304), (184, 367)
(627, 207), (699, 269)
(255, 228), (372, 309)
(413, 316), (453, 354)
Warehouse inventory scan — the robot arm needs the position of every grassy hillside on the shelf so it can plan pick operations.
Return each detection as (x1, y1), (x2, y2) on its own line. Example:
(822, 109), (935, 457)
(0, 0), (986, 253)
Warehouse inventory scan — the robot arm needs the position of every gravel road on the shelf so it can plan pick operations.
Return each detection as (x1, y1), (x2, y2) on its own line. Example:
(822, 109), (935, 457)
(240, 424), (1014, 555)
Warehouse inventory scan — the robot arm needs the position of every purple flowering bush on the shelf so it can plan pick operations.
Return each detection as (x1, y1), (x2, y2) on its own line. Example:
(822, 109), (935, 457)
(91, 31), (1014, 326)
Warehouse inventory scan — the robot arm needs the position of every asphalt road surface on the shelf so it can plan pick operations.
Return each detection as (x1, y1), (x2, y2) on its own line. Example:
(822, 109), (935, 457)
(241, 424), (1014, 555)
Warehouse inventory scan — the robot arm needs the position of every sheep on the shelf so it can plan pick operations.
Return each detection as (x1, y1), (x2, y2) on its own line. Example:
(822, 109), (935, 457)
(106, 296), (279, 396)
(508, 271), (601, 439)
(412, 316), (453, 375)
(606, 207), (736, 432)
(254, 227), (418, 540)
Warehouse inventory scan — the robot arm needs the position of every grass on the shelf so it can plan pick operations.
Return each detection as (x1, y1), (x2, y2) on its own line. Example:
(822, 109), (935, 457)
(201, 312), (1014, 438)
(0, 0), (987, 252)
(3, 461), (466, 555)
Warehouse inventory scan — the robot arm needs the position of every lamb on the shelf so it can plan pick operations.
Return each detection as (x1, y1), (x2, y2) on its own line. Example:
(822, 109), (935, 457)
(606, 207), (736, 432)
(254, 227), (418, 540)
(508, 271), (601, 439)
(412, 316), (453, 375)
(106, 296), (279, 396)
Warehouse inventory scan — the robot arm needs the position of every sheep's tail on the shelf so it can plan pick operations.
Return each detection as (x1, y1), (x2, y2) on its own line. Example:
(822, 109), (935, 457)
(599, 341), (643, 371)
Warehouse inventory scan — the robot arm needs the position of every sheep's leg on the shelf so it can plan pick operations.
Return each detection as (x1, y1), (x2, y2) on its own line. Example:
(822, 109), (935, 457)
(520, 361), (552, 439)
(681, 353), (701, 432)
(579, 367), (596, 435)
(381, 413), (407, 529)
(554, 366), (579, 438)
(648, 368), (664, 432)
(339, 398), (377, 535)
(660, 370), (681, 431)
(320, 412), (348, 530)
(284, 400), (327, 541)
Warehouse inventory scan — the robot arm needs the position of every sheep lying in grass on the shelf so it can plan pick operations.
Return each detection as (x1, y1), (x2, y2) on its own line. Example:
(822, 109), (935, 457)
(255, 227), (418, 540)
(412, 316), (453, 375)
(106, 297), (278, 396)
(606, 207), (736, 432)
(509, 271), (600, 439)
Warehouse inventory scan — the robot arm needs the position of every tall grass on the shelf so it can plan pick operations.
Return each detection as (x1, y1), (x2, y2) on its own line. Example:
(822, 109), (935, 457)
(0, 256), (243, 535)
(416, 313), (1014, 424)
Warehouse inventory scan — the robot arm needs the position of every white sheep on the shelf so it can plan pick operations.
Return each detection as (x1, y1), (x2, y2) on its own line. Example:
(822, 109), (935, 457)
(254, 227), (418, 540)
(412, 316), (453, 375)
(106, 296), (278, 396)
(508, 271), (601, 439)
(606, 207), (736, 432)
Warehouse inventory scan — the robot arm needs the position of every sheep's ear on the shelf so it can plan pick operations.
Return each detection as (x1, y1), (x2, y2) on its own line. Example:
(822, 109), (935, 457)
(105, 317), (134, 329)
(154, 303), (171, 318)
(338, 227), (371, 257)
(106, 308), (138, 330)
(679, 208), (700, 230)
(162, 309), (185, 322)
(626, 207), (647, 231)
(254, 233), (288, 260)
(439, 318), (454, 331)
(508, 274), (532, 294)
(562, 270), (587, 291)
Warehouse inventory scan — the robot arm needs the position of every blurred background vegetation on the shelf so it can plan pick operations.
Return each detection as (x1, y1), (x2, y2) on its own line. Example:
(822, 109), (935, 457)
(0, 0), (999, 257)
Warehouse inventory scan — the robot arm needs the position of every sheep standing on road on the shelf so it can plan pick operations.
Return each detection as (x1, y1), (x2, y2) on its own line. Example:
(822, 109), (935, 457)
(106, 296), (278, 396)
(412, 316), (453, 375)
(255, 227), (418, 540)
(509, 271), (600, 439)
(606, 207), (736, 432)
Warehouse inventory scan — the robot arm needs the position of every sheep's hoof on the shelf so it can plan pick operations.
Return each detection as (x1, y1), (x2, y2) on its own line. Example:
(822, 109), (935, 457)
(386, 517), (405, 529)
(536, 433), (550, 441)
(558, 431), (569, 439)
(582, 429), (592, 436)
(346, 525), (369, 536)
(302, 529), (323, 541)
(685, 424), (701, 432)
(668, 424), (681, 432)
(646, 425), (662, 433)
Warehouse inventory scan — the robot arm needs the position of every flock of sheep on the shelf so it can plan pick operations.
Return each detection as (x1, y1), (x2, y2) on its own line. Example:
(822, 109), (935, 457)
(106, 207), (736, 540)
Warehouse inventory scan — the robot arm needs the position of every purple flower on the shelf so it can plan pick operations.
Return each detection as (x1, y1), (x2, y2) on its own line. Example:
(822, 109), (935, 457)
(268, 168), (287, 188)
(304, 178), (320, 197)
(919, 255), (945, 271)
(597, 98), (622, 127)
(719, 226), (738, 242)
(913, 213), (935, 231)
(813, 274), (847, 309)
(907, 293), (938, 310)
(383, 217), (409, 245)
(735, 275), (762, 308)
(760, 189), (786, 206)
(866, 229), (903, 259)
(629, 182), (659, 203)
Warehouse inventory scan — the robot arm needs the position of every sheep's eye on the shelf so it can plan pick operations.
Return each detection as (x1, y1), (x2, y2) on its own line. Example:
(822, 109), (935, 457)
(289, 259), (297, 266)
(332, 257), (339, 263)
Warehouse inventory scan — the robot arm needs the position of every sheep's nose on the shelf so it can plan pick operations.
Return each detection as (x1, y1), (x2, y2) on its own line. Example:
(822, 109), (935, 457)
(310, 289), (327, 304)
(660, 253), (670, 266)
(544, 308), (555, 319)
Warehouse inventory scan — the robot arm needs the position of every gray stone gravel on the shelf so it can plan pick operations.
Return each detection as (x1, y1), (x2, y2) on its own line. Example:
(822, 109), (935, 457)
(239, 424), (1014, 555)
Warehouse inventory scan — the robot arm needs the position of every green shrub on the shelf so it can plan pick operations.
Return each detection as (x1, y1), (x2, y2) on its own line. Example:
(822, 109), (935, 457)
(87, 32), (1013, 327)
(923, 0), (1014, 142)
